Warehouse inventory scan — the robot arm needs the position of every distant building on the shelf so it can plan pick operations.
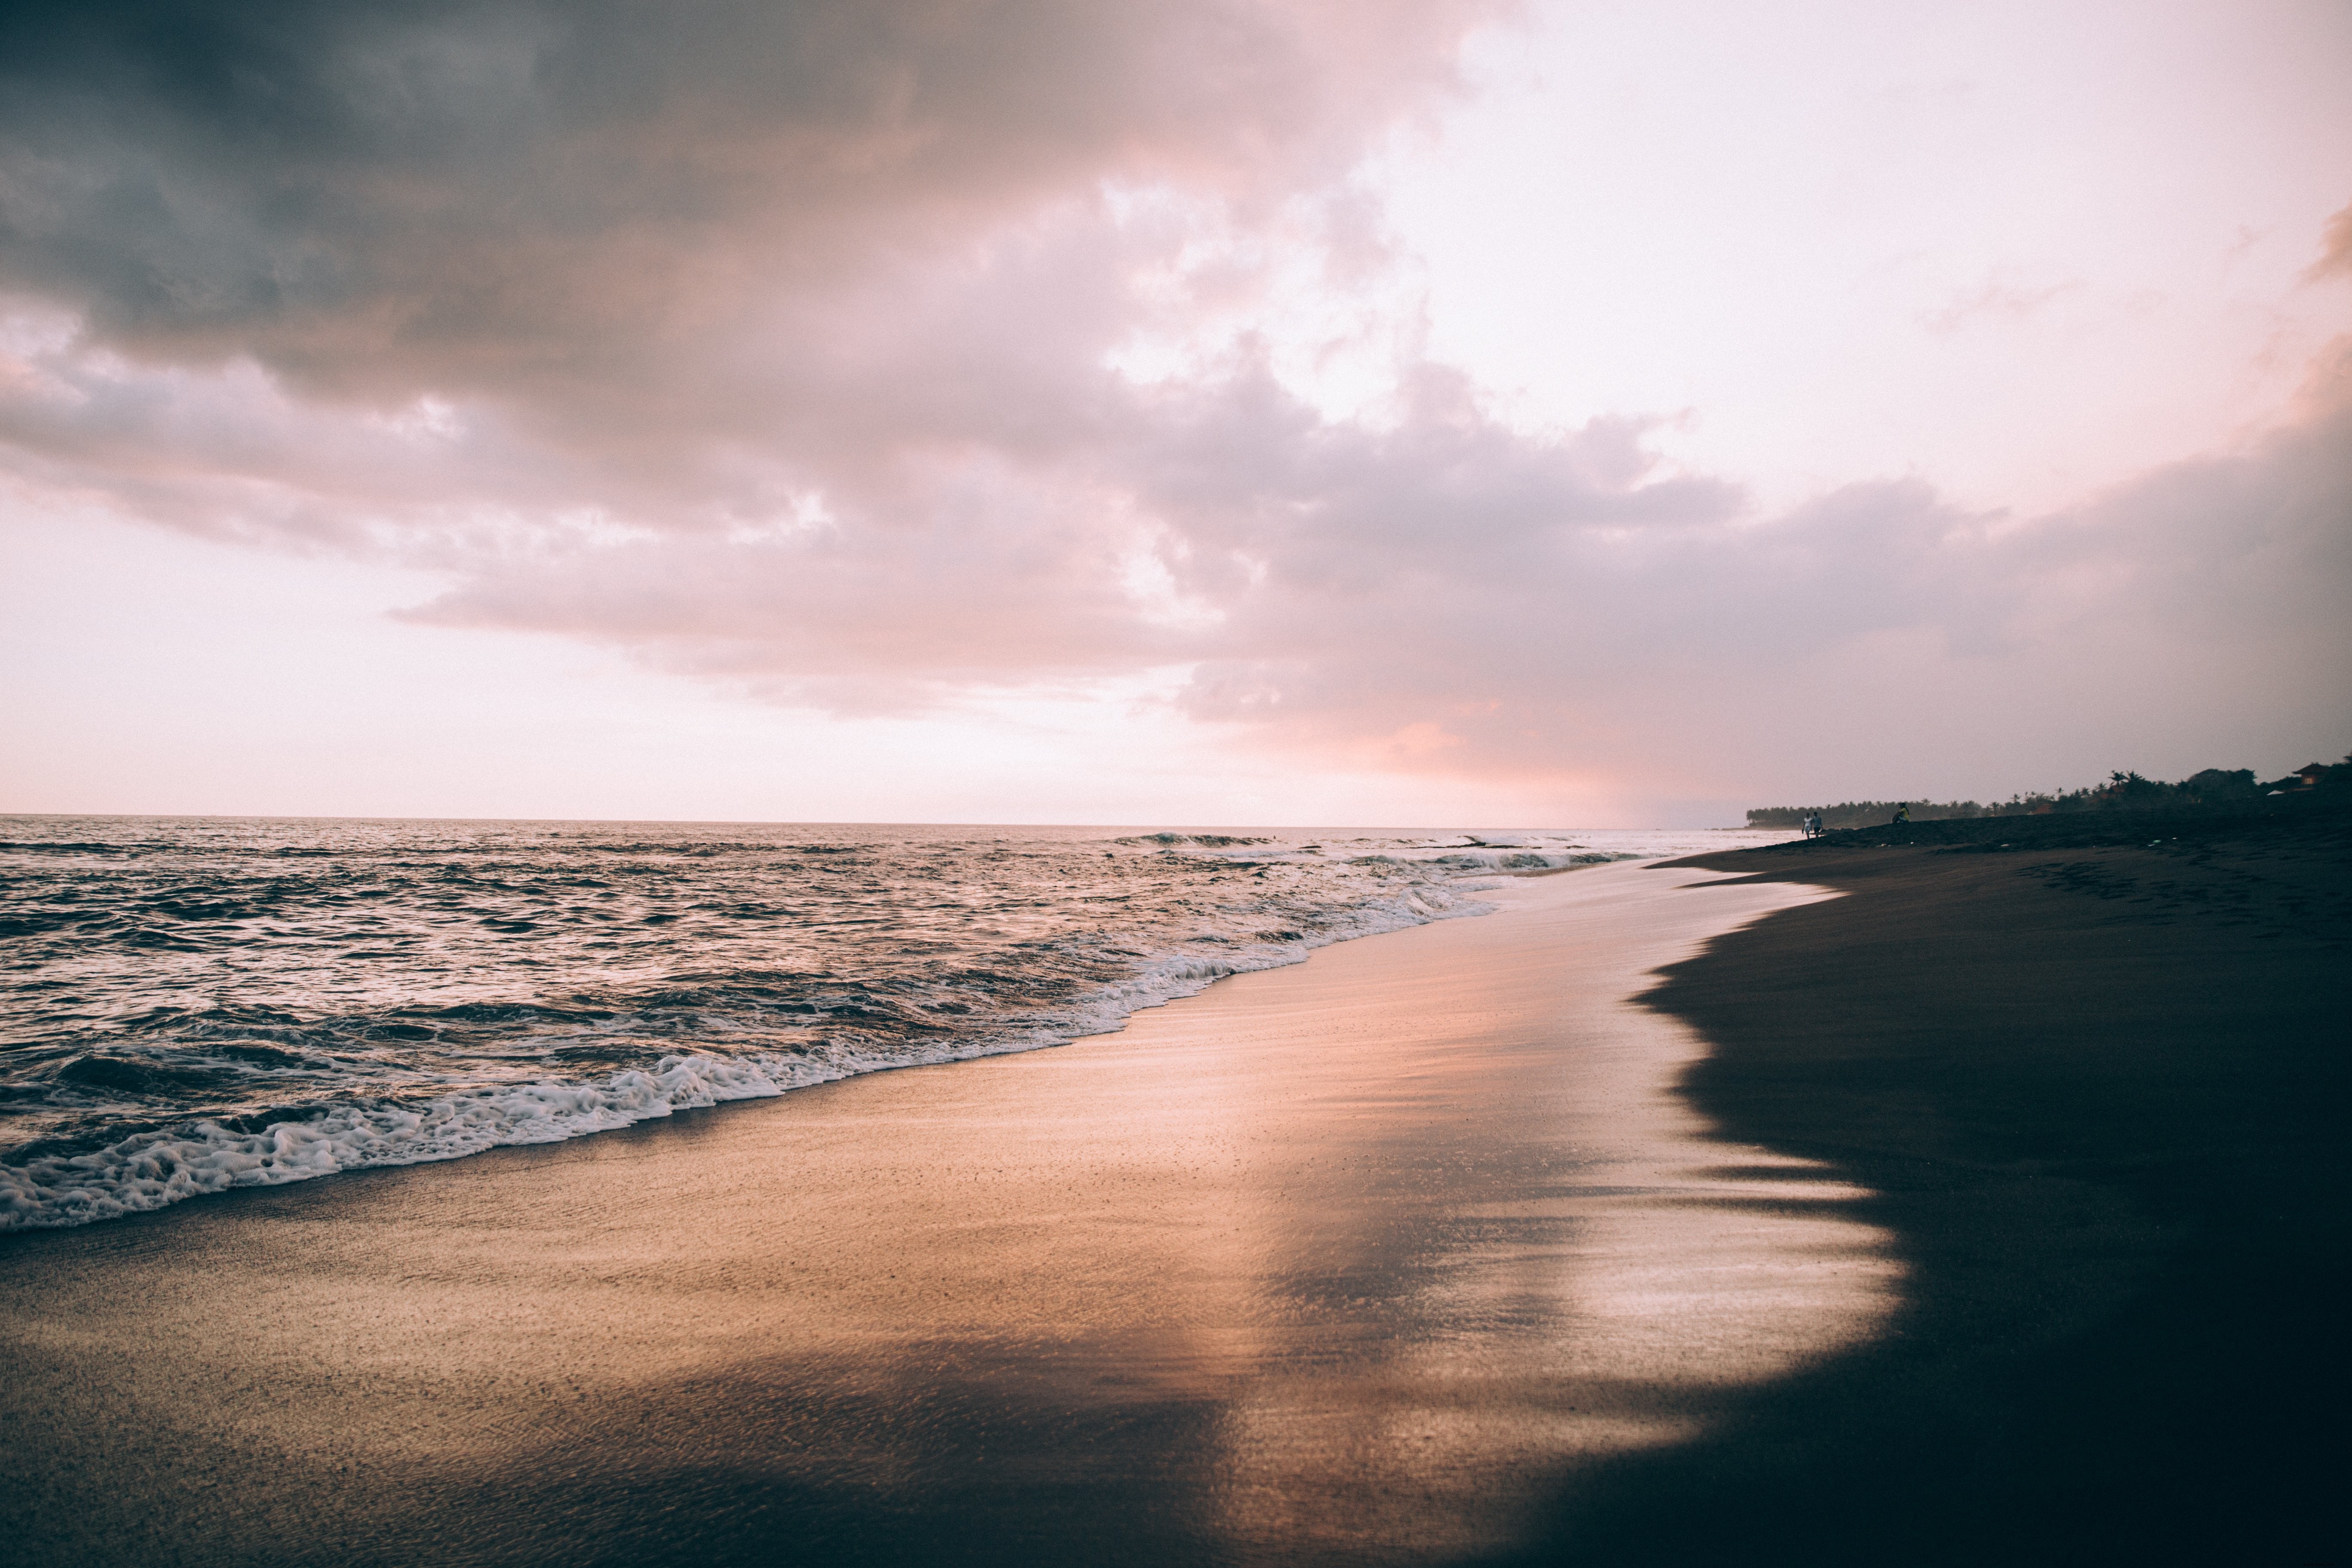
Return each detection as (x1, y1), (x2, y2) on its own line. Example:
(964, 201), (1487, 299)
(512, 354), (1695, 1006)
(2294, 763), (2328, 790)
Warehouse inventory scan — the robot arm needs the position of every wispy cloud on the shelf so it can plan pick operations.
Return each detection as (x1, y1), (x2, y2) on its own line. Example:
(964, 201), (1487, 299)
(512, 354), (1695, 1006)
(2306, 201), (2352, 282)
(1918, 274), (2083, 336)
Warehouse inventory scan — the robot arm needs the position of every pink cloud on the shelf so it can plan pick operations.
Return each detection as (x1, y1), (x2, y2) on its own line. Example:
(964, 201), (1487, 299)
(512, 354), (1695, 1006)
(1, 1), (2345, 810)
(2304, 201), (2352, 282)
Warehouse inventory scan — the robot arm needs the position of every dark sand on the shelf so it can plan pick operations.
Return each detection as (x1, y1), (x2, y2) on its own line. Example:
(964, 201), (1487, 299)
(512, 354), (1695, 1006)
(0, 865), (1890, 1568)
(3, 818), (2344, 1566)
(1537, 812), (2350, 1566)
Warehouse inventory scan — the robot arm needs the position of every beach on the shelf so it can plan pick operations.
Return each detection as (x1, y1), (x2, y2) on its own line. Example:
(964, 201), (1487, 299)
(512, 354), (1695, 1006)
(1554, 812), (2349, 1565)
(0, 860), (1890, 1567)
(7, 7), (2343, 1565)
(2, 818), (2344, 1565)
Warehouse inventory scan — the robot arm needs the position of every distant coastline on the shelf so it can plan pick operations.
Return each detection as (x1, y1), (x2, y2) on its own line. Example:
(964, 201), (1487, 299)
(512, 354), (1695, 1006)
(1747, 754), (2349, 830)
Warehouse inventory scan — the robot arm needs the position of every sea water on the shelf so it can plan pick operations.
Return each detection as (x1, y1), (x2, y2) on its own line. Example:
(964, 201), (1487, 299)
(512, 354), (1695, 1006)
(0, 817), (1787, 1228)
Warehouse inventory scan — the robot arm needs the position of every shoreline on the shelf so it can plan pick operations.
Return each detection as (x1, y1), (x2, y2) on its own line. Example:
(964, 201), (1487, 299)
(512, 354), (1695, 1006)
(0, 862), (1876, 1567)
(0, 877), (1500, 1234)
(9, 817), (2335, 1564)
(9, 832), (1712, 1241)
(3, 829), (1720, 1235)
(1513, 816), (2349, 1564)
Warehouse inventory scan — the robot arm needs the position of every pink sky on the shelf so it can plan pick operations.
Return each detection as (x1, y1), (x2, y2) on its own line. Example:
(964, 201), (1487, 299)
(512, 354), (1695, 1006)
(3, 0), (2347, 825)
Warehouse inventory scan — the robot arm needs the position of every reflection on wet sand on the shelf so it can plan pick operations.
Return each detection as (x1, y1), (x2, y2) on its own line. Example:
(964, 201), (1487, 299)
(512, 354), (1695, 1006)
(1156, 866), (1898, 1559)
(0, 864), (1897, 1566)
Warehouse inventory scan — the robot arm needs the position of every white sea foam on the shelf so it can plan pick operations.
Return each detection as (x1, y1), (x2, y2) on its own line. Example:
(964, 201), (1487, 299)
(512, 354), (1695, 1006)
(0, 1055), (798, 1228)
(0, 873), (1491, 1231)
(1, 820), (1797, 1231)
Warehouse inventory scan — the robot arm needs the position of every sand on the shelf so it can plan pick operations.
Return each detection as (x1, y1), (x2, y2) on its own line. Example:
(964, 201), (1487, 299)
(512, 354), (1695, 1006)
(4, 819), (2343, 1566)
(0, 864), (1894, 1568)
(1547, 816), (2349, 1565)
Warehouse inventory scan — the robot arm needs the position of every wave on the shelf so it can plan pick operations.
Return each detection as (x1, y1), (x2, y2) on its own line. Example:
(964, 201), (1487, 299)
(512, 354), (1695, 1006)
(1112, 832), (1274, 848)
(0, 871), (1485, 1231)
(1350, 849), (1642, 872)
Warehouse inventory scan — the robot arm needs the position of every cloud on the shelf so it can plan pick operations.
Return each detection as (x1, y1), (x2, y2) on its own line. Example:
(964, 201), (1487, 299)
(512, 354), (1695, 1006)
(0, 1), (1492, 398)
(0, 0), (1510, 539)
(2307, 200), (2352, 283)
(2, 1), (2345, 808)
(1918, 274), (2082, 336)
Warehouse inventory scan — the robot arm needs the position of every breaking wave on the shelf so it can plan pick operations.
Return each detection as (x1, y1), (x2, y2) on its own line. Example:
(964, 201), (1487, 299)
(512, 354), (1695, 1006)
(0, 818), (1782, 1228)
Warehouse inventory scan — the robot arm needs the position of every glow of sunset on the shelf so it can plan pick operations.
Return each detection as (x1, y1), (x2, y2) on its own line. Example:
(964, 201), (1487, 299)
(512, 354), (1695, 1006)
(3, 0), (2346, 825)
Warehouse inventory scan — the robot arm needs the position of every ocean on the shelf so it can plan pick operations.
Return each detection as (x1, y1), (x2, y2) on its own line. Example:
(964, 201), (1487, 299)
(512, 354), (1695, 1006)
(0, 817), (1785, 1229)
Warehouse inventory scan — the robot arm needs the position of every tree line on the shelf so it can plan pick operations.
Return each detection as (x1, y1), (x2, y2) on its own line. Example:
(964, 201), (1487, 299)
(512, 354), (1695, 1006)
(1746, 756), (2352, 830)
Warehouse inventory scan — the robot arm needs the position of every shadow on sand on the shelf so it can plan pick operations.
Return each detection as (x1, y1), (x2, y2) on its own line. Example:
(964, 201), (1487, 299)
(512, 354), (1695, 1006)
(1487, 827), (2349, 1566)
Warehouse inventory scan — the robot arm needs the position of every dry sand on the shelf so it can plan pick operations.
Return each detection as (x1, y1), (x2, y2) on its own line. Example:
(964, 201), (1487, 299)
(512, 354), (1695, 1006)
(0, 864), (1896, 1568)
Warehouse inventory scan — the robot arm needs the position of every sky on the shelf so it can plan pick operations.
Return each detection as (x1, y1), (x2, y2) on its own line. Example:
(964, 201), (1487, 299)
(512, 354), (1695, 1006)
(2, 0), (2347, 827)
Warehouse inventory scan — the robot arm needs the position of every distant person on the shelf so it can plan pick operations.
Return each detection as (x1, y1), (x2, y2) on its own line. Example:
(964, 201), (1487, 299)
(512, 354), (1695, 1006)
(1804, 813), (1822, 839)
(1893, 802), (1910, 825)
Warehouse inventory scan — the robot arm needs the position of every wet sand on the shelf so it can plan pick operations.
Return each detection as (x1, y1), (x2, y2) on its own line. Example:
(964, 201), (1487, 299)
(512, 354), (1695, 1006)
(0, 864), (1896, 1568)
(10, 819), (2340, 1566)
(1529, 818), (2350, 1565)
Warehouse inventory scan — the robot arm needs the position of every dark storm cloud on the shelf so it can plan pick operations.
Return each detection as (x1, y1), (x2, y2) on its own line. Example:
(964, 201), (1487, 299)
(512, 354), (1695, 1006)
(0, 0), (1484, 397)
